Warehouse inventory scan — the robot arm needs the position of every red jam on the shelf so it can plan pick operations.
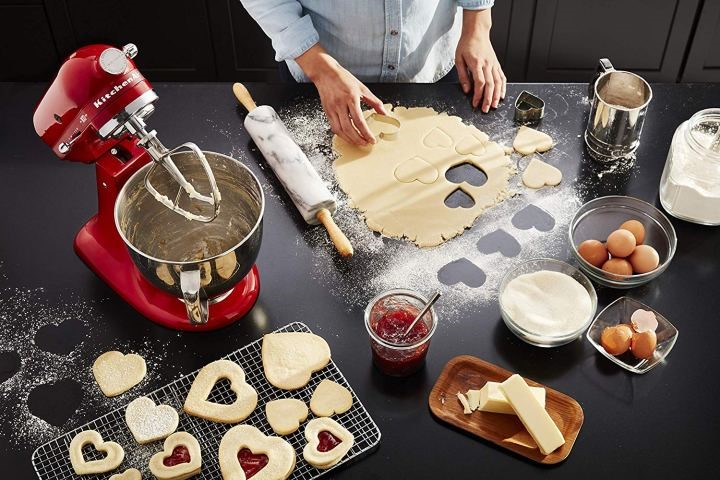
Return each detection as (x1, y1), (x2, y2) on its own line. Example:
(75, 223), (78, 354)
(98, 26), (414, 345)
(369, 298), (432, 377)
(163, 445), (191, 467)
(237, 448), (269, 478)
(317, 430), (342, 452)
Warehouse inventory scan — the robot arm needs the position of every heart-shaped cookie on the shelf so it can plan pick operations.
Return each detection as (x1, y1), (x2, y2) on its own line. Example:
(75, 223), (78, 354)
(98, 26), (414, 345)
(149, 431), (202, 480)
(125, 396), (179, 444)
(92, 351), (146, 397)
(69, 430), (124, 475)
(266, 398), (308, 435)
(184, 359), (258, 423)
(302, 418), (354, 469)
(310, 379), (353, 417)
(394, 156), (438, 184)
(219, 424), (296, 480)
(110, 468), (142, 480)
(262, 333), (331, 390)
(423, 127), (453, 148)
(521, 157), (562, 188)
(455, 133), (489, 156)
(513, 126), (554, 155)
(366, 113), (401, 141)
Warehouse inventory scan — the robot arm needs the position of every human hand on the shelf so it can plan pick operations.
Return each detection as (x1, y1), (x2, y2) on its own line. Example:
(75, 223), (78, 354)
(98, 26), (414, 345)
(455, 9), (507, 112)
(296, 44), (387, 146)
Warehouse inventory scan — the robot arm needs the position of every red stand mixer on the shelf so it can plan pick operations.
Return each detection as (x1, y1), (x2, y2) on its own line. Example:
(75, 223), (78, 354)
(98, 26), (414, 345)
(33, 43), (263, 331)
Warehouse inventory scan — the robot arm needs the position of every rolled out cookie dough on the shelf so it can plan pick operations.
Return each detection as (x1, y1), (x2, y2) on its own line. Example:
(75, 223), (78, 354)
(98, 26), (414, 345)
(333, 105), (514, 247)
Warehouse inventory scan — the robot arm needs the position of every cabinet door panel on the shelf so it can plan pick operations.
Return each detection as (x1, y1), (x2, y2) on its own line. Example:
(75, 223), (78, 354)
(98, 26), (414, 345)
(0, 1), (59, 81)
(682, 0), (720, 81)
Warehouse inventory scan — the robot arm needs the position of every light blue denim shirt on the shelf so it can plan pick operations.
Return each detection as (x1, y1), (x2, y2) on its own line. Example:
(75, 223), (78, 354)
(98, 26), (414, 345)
(240, 0), (494, 83)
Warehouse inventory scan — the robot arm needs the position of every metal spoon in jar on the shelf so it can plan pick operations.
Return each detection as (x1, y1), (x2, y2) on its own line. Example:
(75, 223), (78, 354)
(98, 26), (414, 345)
(403, 292), (441, 338)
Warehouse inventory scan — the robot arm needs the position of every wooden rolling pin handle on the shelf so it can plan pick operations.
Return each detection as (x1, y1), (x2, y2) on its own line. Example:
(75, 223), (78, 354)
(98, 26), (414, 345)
(316, 209), (354, 257)
(232, 82), (258, 112)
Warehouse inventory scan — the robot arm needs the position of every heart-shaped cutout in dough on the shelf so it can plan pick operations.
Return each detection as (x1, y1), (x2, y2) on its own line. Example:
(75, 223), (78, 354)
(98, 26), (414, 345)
(366, 113), (401, 141)
(110, 468), (142, 480)
(310, 379), (353, 417)
(521, 157), (562, 189)
(394, 156), (438, 184)
(513, 126), (554, 155)
(69, 430), (125, 475)
(149, 431), (202, 480)
(125, 396), (179, 444)
(262, 333), (331, 390)
(266, 398), (308, 435)
(219, 424), (296, 480)
(92, 351), (146, 397)
(302, 418), (354, 469)
(184, 359), (258, 423)
(423, 127), (453, 148)
(455, 133), (489, 156)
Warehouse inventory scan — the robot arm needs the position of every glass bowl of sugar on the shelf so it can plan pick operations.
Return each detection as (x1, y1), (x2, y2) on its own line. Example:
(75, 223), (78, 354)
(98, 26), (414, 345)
(499, 258), (598, 347)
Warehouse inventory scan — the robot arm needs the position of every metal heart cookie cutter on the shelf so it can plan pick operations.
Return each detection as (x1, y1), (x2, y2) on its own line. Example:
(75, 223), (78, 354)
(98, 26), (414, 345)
(514, 91), (545, 125)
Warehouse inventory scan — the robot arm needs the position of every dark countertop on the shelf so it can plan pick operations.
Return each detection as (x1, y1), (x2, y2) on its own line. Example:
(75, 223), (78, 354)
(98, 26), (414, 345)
(1, 82), (719, 478)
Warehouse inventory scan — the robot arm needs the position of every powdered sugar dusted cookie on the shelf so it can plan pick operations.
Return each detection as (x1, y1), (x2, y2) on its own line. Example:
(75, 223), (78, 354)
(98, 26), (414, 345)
(309, 379), (352, 417)
(69, 430), (124, 475)
(92, 351), (146, 397)
(302, 418), (354, 469)
(184, 359), (258, 423)
(125, 396), (179, 444)
(262, 333), (331, 390)
(149, 431), (202, 480)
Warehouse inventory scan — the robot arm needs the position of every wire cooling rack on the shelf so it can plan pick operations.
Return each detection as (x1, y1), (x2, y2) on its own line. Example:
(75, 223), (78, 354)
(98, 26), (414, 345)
(32, 322), (381, 479)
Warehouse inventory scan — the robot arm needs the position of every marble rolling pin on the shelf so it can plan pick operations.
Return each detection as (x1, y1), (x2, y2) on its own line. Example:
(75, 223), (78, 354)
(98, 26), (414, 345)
(233, 83), (353, 257)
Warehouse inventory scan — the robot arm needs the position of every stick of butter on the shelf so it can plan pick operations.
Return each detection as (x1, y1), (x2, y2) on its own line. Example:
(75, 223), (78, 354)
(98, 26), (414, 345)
(499, 374), (565, 456)
(476, 381), (546, 415)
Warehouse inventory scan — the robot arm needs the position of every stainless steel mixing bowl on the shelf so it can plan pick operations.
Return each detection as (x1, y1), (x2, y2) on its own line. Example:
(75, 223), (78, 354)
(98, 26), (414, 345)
(115, 150), (264, 325)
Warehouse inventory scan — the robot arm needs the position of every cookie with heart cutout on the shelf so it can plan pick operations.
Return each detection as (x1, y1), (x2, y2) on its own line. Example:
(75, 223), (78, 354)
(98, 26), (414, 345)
(69, 430), (124, 475)
(265, 398), (308, 435)
(125, 396), (179, 444)
(218, 424), (296, 480)
(302, 418), (354, 470)
(184, 359), (258, 423)
(92, 351), (146, 397)
(262, 333), (331, 390)
(110, 468), (142, 480)
(309, 379), (353, 417)
(149, 431), (202, 480)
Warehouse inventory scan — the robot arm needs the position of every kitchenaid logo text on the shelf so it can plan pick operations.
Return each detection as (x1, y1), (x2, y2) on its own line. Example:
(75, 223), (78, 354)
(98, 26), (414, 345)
(93, 71), (141, 109)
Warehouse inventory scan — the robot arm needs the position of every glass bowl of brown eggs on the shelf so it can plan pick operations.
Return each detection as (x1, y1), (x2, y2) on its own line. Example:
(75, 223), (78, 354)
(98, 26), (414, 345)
(569, 196), (677, 288)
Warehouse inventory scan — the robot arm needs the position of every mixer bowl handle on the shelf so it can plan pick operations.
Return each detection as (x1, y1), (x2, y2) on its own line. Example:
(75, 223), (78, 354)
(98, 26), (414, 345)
(180, 270), (209, 324)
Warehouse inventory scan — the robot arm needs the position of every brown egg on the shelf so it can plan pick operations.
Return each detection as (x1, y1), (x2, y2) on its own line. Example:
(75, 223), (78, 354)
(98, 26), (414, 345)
(602, 258), (633, 276)
(577, 239), (608, 268)
(631, 330), (657, 359)
(629, 245), (660, 274)
(606, 229), (636, 258)
(620, 220), (646, 245)
(600, 324), (633, 355)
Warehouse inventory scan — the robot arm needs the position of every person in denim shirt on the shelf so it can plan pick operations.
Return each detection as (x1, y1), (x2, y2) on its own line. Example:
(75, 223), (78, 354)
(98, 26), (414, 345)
(240, 1), (504, 146)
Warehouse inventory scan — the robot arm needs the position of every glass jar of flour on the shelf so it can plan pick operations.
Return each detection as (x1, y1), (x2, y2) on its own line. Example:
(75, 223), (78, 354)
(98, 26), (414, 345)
(659, 108), (720, 225)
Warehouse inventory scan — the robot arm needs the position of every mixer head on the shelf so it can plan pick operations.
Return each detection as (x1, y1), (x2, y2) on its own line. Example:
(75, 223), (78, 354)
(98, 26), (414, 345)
(33, 43), (221, 222)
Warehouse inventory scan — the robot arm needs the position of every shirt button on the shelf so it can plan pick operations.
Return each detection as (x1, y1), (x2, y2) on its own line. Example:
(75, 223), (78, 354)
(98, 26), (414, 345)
(390, 30), (399, 36)
(388, 65), (396, 70)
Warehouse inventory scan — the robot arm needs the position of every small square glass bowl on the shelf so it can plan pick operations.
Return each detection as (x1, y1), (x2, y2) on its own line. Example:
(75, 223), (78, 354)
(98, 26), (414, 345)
(586, 296), (679, 374)
(569, 196), (677, 289)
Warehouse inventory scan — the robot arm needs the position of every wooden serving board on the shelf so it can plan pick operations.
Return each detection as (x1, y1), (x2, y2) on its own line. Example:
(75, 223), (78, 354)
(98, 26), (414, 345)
(429, 355), (583, 464)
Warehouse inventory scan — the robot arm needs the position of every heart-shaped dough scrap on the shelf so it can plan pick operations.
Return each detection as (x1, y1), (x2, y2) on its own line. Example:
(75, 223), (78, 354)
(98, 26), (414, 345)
(310, 379), (353, 417)
(394, 156), (438, 184)
(262, 333), (331, 390)
(513, 126), (554, 155)
(125, 396), (179, 444)
(184, 359), (257, 423)
(219, 424), (296, 480)
(266, 398), (308, 435)
(69, 430), (124, 475)
(521, 157), (562, 189)
(110, 468), (142, 480)
(302, 417), (354, 469)
(92, 351), (146, 397)
(149, 431), (202, 480)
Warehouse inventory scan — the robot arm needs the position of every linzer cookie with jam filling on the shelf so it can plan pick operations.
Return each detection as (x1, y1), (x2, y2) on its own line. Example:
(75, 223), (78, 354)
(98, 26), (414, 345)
(149, 431), (202, 480)
(218, 424), (296, 480)
(302, 418), (354, 469)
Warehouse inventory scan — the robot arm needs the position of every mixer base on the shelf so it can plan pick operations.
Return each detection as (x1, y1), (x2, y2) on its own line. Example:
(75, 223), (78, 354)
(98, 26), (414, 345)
(74, 215), (260, 331)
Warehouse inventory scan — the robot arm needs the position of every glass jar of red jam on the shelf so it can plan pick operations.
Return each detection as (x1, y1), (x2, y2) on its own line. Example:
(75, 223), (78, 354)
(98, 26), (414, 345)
(364, 289), (437, 377)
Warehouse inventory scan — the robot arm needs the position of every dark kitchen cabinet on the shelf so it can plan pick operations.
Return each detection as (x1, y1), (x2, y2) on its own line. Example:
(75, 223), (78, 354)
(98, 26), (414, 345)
(682, 0), (720, 81)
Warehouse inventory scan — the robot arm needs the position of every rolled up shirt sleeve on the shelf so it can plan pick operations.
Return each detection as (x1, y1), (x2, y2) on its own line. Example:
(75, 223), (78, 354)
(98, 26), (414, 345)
(239, 0), (320, 61)
(457, 0), (495, 9)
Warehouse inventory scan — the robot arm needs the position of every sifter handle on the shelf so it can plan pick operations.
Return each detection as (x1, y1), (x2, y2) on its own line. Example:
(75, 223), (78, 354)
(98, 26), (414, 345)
(233, 83), (258, 112)
(316, 209), (354, 257)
